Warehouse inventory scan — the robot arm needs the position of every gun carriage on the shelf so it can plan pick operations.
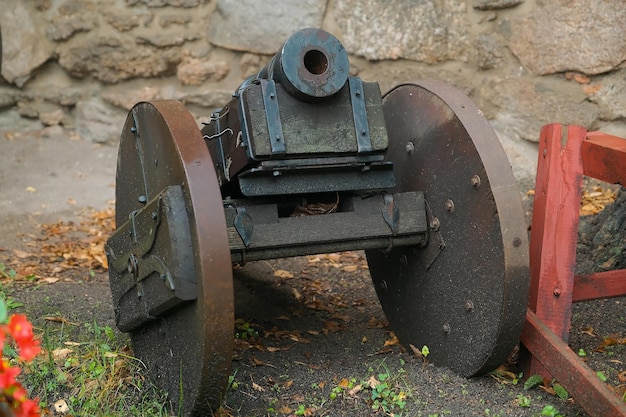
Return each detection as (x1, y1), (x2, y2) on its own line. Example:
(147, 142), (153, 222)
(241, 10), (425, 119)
(106, 28), (529, 416)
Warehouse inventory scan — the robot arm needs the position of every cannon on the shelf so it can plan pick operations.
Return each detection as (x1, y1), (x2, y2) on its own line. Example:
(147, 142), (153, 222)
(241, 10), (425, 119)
(105, 28), (530, 416)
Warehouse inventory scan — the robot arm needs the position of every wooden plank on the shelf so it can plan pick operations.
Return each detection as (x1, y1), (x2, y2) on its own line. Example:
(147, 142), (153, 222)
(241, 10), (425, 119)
(573, 270), (626, 302)
(582, 132), (626, 185)
(524, 123), (586, 378)
(521, 309), (626, 417)
(527, 124), (585, 338)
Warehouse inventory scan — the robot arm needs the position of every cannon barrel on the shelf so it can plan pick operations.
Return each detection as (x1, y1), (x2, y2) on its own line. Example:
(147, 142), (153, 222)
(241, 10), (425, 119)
(255, 28), (350, 101)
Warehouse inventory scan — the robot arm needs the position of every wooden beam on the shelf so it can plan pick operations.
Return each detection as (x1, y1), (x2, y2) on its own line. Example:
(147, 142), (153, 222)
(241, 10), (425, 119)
(582, 132), (626, 185)
(521, 309), (626, 417)
(573, 270), (626, 302)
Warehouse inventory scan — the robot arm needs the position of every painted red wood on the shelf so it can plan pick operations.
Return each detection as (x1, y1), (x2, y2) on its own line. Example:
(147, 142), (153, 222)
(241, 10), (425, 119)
(573, 270), (626, 302)
(524, 123), (586, 378)
(582, 132), (626, 185)
(527, 123), (586, 339)
(522, 125), (626, 411)
(521, 309), (626, 417)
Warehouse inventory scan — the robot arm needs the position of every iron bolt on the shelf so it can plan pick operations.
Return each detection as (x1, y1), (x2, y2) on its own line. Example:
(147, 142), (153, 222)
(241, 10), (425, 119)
(445, 199), (455, 212)
(405, 142), (415, 154)
(470, 174), (481, 189)
(443, 323), (451, 334)
(355, 90), (361, 97)
(465, 300), (474, 311)
(380, 280), (388, 290)
(130, 126), (137, 133)
(513, 237), (522, 248)
(429, 217), (440, 232)
(127, 254), (139, 278)
(270, 93), (275, 99)
(553, 287), (561, 296)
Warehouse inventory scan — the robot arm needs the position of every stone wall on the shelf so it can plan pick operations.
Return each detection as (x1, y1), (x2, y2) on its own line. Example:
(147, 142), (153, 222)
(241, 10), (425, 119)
(1, 0), (625, 188)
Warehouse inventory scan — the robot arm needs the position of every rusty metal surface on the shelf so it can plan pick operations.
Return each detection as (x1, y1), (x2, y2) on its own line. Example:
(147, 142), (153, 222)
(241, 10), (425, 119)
(110, 100), (233, 415)
(366, 81), (530, 377)
(258, 28), (349, 100)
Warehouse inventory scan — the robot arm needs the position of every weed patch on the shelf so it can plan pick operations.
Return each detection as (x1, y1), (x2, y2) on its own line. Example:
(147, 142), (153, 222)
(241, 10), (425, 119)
(23, 320), (170, 416)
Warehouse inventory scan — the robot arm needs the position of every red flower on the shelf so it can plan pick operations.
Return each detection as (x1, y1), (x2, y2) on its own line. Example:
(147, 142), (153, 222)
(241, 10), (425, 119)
(6, 315), (40, 361)
(0, 360), (20, 389)
(14, 398), (40, 417)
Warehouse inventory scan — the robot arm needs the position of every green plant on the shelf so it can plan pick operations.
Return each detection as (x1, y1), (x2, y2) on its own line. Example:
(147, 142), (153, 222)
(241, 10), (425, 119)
(0, 263), (17, 280)
(541, 405), (563, 417)
(516, 394), (531, 407)
(364, 362), (408, 414)
(24, 320), (170, 416)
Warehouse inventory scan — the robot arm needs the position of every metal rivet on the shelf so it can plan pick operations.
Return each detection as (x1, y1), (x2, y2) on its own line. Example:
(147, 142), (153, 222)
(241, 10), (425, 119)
(465, 300), (474, 311)
(272, 170), (281, 177)
(429, 217), (440, 232)
(443, 323), (451, 334)
(361, 130), (367, 136)
(513, 237), (522, 248)
(130, 126), (137, 133)
(405, 142), (415, 154)
(380, 280), (388, 290)
(275, 135), (281, 142)
(355, 90), (361, 97)
(127, 254), (139, 278)
(553, 287), (561, 296)
(470, 174), (481, 189)
(445, 199), (454, 212)
(138, 195), (147, 204)
(400, 254), (408, 266)
(270, 93), (275, 99)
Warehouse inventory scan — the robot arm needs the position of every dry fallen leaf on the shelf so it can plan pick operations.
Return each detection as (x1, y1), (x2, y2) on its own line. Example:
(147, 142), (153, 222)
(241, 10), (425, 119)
(342, 265), (358, 273)
(52, 348), (73, 361)
(26, 186), (37, 193)
(384, 332), (400, 347)
(274, 269), (294, 279)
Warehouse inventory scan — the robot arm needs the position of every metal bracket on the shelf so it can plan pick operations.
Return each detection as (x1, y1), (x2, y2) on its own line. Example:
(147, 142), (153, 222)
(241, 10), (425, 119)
(260, 79), (286, 155)
(382, 193), (400, 235)
(349, 76), (372, 153)
(234, 206), (254, 247)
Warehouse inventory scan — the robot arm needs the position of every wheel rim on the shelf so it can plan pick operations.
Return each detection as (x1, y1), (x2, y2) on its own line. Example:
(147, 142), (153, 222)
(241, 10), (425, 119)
(112, 100), (233, 414)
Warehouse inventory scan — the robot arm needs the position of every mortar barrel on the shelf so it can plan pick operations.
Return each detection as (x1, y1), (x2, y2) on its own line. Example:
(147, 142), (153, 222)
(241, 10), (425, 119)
(257, 28), (350, 101)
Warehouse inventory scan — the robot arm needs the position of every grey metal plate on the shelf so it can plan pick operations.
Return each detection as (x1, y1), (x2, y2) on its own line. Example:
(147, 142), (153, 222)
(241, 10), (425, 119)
(366, 81), (530, 377)
(111, 100), (233, 415)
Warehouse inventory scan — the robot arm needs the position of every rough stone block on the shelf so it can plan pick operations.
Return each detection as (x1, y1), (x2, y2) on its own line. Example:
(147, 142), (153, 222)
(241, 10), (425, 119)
(208, 0), (326, 54)
(335, 0), (470, 63)
(507, 0), (626, 75)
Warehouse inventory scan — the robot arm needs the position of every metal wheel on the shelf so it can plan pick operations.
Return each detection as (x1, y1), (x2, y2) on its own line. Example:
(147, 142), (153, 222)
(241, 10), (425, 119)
(107, 101), (233, 415)
(366, 81), (529, 377)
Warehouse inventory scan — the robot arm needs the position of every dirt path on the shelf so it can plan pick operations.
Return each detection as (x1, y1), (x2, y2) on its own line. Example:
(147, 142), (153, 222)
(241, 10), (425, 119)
(2, 128), (623, 416)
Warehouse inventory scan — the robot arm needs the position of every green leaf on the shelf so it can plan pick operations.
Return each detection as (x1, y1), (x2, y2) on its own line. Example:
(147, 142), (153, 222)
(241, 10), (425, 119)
(524, 374), (543, 391)
(577, 348), (587, 357)
(553, 383), (568, 400)
(421, 345), (430, 357)
(596, 371), (608, 382)
(0, 298), (7, 323)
